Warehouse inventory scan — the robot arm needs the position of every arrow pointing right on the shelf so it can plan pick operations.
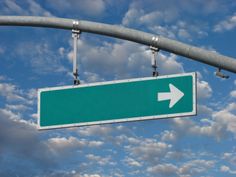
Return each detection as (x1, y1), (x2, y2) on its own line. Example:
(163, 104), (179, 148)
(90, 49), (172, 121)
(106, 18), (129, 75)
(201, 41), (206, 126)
(157, 84), (184, 108)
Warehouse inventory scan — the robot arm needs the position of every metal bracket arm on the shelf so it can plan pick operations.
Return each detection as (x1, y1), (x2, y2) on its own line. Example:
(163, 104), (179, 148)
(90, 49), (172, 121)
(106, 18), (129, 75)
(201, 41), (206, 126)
(215, 68), (229, 79)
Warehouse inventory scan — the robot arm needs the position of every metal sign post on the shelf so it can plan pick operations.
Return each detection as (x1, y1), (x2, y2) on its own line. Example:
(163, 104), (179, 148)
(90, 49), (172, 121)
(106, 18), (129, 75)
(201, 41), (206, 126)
(0, 16), (235, 76)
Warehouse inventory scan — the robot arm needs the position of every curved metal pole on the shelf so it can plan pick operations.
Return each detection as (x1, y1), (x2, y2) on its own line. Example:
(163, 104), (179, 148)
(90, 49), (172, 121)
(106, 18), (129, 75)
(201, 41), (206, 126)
(0, 16), (236, 74)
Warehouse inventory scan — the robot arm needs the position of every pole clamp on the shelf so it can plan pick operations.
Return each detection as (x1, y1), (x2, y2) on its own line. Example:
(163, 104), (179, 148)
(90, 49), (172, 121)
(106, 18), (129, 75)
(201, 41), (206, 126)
(72, 20), (80, 32)
(72, 21), (81, 39)
(151, 36), (159, 44)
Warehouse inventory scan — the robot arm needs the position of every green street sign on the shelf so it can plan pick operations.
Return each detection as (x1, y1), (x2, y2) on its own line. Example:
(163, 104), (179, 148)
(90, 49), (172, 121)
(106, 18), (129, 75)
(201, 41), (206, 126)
(38, 72), (196, 130)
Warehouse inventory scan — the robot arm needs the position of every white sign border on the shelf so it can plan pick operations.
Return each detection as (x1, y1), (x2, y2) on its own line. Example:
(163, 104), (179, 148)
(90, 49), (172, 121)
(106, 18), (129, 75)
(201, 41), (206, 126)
(38, 72), (197, 130)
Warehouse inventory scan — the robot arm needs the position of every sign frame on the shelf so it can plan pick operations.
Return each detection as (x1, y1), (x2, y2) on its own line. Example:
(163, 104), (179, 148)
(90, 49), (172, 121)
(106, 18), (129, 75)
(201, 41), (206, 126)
(38, 72), (196, 130)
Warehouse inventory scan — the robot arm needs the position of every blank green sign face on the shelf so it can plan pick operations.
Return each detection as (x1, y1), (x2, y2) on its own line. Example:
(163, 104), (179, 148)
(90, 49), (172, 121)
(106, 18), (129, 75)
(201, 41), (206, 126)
(38, 73), (196, 130)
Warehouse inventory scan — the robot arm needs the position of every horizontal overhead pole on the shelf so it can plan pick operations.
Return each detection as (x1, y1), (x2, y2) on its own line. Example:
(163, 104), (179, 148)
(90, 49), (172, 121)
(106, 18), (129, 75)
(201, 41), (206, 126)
(0, 16), (236, 74)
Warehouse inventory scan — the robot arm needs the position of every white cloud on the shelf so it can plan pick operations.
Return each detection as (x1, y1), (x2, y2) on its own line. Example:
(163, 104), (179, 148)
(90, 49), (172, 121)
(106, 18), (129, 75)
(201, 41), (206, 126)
(0, 81), (38, 107)
(126, 138), (172, 163)
(197, 79), (212, 99)
(154, 52), (184, 75)
(122, 8), (176, 27)
(191, 124), (220, 139)
(165, 149), (194, 160)
(178, 28), (192, 40)
(150, 21), (208, 40)
(222, 151), (236, 170)
(5, 104), (29, 111)
(86, 154), (114, 166)
(78, 125), (112, 136)
(119, 134), (218, 176)
(178, 0), (224, 15)
(115, 135), (141, 146)
(123, 157), (142, 167)
(26, 88), (38, 105)
(122, 1), (209, 40)
(161, 130), (177, 142)
(31, 113), (38, 119)
(0, 82), (26, 102)
(147, 159), (215, 176)
(149, 25), (176, 39)
(83, 71), (105, 83)
(2, 0), (25, 15)
(179, 159), (215, 175)
(172, 117), (225, 141)
(122, 1), (179, 27)
(26, 0), (53, 16)
(214, 13), (236, 32)
(47, 136), (82, 151)
(139, 11), (163, 25)
(213, 103), (236, 137)
(46, 0), (106, 16)
(147, 163), (178, 176)
(0, 108), (21, 121)
(197, 104), (213, 115)
(122, 8), (143, 26)
(47, 136), (104, 153)
(16, 42), (69, 75)
(1, 0), (53, 16)
(230, 90), (236, 98)
(172, 102), (236, 140)
(220, 165), (236, 174)
(88, 141), (104, 147)
(74, 174), (102, 177)
(221, 165), (230, 172)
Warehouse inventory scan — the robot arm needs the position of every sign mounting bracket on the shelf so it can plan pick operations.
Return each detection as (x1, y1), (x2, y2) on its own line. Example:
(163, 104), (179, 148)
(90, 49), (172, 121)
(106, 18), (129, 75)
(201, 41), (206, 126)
(150, 45), (159, 77)
(72, 20), (81, 85)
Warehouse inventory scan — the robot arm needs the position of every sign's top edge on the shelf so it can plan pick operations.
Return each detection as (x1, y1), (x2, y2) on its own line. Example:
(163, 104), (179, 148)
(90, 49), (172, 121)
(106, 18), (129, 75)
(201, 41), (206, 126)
(38, 72), (196, 92)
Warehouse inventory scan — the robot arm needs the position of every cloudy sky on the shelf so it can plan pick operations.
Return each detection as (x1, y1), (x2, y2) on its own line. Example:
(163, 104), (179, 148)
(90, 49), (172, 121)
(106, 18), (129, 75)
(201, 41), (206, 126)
(0, 0), (236, 176)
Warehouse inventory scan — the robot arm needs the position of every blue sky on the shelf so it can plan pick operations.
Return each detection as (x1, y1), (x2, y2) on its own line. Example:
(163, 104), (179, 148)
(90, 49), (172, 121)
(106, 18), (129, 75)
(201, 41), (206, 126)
(0, 0), (236, 176)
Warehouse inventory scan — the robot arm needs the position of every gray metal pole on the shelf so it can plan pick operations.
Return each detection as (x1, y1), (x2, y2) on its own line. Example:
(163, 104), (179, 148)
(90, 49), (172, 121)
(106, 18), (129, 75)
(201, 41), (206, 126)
(0, 16), (236, 74)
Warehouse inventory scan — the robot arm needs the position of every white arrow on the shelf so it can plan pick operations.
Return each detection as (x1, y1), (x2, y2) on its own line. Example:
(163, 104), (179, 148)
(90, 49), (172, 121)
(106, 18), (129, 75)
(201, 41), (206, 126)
(157, 84), (184, 108)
